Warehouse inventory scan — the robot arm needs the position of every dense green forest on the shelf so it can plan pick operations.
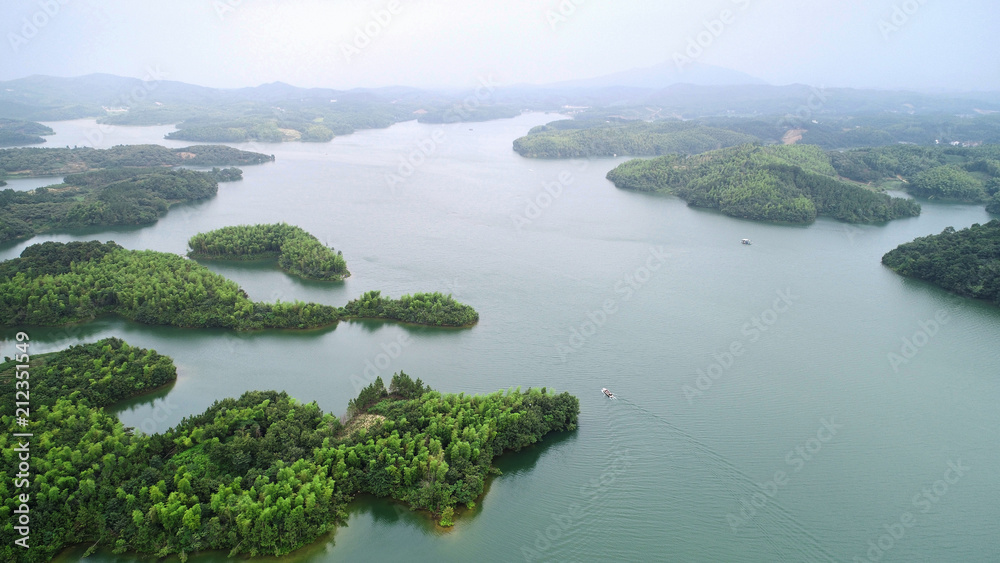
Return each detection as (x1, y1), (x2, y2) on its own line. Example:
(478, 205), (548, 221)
(0, 241), (339, 330)
(607, 144), (921, 223)
(416, 104), (522, 124)
(829, 144), (1000, 204)
(343, 290), (480, 327)
(881, 220), (1000, 305)
(512, 113), (1000, 157)
(188, 223), (349, 281)
(513, 120), (758, 158)
(0, 144), (273, 178)
(164, 117), (332, 143)
(0, 119), (54, 147)
(0, 167), (242, 243)
(98, 99), (521, 141)
(987, 193), (1000, 214)
(0, 337), (177, 409)
(0, 241), (477, 329)
(796, 114), (1000, 149)
(0, 340), (578, 561)
(158, 102), (415, 143)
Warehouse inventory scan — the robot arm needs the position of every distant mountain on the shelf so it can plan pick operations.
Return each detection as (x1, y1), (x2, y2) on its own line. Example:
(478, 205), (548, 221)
(641, 83), (1000, 117)
(0, 74), (225, 120)
(0, 74), (445, 121)
(545, 61), (768, 89)
(2, 73), (1000, 128)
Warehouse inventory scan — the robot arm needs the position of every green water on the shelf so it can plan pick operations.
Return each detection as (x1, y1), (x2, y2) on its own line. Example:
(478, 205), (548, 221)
(4, 115), (999, 562)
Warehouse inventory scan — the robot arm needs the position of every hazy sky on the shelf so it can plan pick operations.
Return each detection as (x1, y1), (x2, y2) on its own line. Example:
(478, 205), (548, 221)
(2, 0), (997, 91)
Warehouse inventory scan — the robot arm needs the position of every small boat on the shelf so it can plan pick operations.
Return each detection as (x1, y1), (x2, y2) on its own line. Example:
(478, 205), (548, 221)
(602, 388), (615, 399)
(741, 238), (752, 245)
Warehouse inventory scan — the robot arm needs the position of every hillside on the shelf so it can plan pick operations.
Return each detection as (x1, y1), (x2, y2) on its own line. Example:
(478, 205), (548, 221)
(513, 120), (757, 158)
(882, 220), (1000, 305)
(607, 143), (920, 223)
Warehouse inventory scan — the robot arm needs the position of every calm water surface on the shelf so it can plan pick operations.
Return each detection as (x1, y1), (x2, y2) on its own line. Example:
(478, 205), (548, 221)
(4, 115), (999, 562)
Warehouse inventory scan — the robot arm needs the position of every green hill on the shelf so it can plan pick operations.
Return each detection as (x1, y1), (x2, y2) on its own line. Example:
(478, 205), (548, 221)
(830, 144), (1000, 204)
(513, 120), (758, 158)
(882, 220), (1000, 305)
(0, 118), (54, 147)
(606, 144), (921, 223)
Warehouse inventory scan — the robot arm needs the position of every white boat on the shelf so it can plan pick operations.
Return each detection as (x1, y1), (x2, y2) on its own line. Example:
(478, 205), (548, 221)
(741, 238), (752, 245)
(602, 388), (615, 399)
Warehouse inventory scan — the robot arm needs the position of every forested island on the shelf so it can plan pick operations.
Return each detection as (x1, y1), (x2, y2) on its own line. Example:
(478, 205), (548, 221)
(0, 241), (477, 329)
(0, 144), (273, 178)
(606, 143), (921, 223)
(0, 340), (578, 561)
(881, 220), (1000, 305)
(512, 119), (757, 158)
(117, 98), (417, 142)
(416, 104), (522, 124)
(0, 167), (242, 243)
(164, 116), (337, 143)
(343, 290), (480, 327)
(0, 119), (54, 147)
(188, 223), (349, 281)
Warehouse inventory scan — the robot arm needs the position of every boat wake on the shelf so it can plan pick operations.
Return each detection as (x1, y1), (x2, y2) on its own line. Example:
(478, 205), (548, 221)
(610, 395), (838, 562)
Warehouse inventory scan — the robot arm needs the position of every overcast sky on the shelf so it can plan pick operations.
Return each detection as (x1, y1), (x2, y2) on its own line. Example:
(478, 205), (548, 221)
(2, 0), (997, 91)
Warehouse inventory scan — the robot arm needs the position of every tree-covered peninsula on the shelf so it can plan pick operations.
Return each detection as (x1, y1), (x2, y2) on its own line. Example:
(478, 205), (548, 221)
(188, 223), (349, 281)
(0, 167), (242, 243)
(0, 144), (273, 178)
(0, 241), (477, 329)
(0, 119), (54, 147)
(0, 340), (578, 561)
(606, 143), (921, 223)
(830, 144), (1000, 204)
(881, 220), (1000, 305)
(512, 119), (758, 158)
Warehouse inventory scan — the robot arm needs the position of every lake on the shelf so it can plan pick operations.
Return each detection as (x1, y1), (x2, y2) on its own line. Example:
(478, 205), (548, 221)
(4, 115), (999, 562)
